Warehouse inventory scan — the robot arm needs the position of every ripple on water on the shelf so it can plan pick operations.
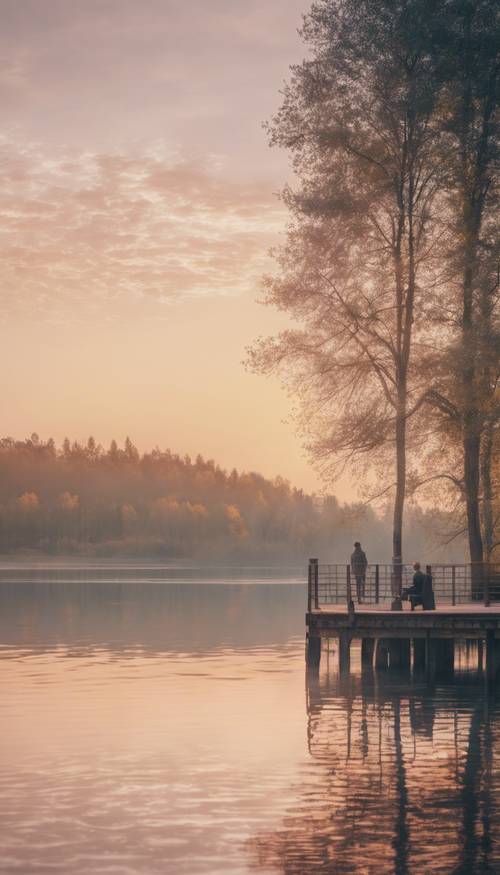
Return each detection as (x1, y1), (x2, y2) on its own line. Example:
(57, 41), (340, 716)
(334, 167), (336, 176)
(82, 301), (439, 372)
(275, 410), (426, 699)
(1, 577), (500, 873)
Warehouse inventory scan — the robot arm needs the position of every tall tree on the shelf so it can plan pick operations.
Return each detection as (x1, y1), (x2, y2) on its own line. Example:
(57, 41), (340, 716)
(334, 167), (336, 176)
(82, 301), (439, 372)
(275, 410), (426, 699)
(423, 0), (499, 564)
(249, 0), (443, 574)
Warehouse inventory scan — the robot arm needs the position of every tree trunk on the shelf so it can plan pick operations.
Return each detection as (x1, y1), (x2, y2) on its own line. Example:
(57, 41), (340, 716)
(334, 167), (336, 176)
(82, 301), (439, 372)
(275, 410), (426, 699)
(456, 6), (494, 568)
(392, 406), (405, 557)
(481, 423), (494, 561)
(392, 158), (408, 604)
(462, 248), (484, 566)
(464, 430), (484, 564)
(392, 391), (406, 608)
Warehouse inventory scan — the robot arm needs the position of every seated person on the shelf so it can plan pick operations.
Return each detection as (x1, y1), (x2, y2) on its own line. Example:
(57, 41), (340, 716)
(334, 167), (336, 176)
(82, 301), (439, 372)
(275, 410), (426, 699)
(402, 562), (429, 610)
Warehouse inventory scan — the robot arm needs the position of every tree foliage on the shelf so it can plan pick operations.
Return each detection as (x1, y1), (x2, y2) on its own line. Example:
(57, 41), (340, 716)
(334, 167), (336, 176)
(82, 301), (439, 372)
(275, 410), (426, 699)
(249, 0), (499, 563)
(0, 435), (464, 561)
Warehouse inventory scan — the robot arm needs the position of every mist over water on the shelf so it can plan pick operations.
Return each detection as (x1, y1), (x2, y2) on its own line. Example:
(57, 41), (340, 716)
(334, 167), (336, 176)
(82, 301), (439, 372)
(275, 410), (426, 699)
(1, 566), (499, 874)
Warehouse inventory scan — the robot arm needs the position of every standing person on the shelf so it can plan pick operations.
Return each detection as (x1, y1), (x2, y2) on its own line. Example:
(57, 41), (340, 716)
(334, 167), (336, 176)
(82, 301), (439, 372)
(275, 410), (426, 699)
(351, 542), (368, 603)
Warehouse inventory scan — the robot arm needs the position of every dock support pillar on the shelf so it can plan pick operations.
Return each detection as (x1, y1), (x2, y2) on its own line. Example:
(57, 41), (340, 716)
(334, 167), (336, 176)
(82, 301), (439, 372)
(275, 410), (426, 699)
(401, 638), (411, 671)
(413, 639), (426, 672)
(306, 634), (321, 669)
(389, 638), (410, 672)
(426, 634), (437, 679)
(435, 639), (454, 675)
(494, 640), (500, 682)
(477, 638), (484, 673)
(486, 632), (500, 684)
(361, 638), (375, 670)
(338, 632), (351, 673)
(486, 631), (494, 683)
(375, 638), (389, 670)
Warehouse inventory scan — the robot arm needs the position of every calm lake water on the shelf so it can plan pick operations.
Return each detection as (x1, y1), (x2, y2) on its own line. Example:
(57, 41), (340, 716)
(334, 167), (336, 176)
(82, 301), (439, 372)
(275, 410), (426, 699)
(1, 564), (499, 874)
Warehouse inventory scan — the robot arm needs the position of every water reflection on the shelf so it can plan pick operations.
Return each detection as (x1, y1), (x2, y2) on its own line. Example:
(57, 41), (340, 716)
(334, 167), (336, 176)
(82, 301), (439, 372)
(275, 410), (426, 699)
(0, 571), (305, 653)
(1, 572), (499, 874)
(0, 572), (307, 875)
(250, 642), (500, 874)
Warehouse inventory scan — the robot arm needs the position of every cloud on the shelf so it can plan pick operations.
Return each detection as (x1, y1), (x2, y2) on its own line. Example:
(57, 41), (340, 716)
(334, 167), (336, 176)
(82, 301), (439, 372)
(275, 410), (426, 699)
(0, 141), (285, 319)
(0, 1), (305, 160)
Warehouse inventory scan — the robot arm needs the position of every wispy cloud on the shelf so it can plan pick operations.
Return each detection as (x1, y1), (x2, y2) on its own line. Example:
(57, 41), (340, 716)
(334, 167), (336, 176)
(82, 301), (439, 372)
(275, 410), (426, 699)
(0, 142), (285, 319)
(0, 1), (305, 162)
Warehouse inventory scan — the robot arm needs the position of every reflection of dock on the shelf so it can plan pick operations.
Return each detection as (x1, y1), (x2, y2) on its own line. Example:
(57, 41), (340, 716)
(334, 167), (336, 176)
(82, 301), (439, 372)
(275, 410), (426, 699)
(298, 660), (497, 874)
(250, 645), (499, 874)
(306, 559), (500, 678)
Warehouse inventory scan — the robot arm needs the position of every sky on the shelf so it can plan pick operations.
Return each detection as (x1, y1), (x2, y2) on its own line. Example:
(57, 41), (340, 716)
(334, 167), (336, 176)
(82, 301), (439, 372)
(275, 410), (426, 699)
(1, 0), (339, 495)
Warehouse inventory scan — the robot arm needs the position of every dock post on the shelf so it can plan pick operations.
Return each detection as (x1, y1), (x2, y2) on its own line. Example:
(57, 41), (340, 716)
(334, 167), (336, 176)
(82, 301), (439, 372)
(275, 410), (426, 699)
(338, 632), (351, 673)
(389, 639), (410, 671)
(361, 638), (375, 670)
(486, 631), (495, 683)
(426, 633), (437, 679)
(478, 638), (484, 673)
(389, 639), (400, 669)
(436, 639), (454, 675)
(311, 558), (319, 609)
(306, 559), (320, 670)
(495, 640), (500, 682)
(451, 566), (456, 606)
(346, 565), (354, 612)
(375, 638), (389, 670)
(400, 638), (411, 671)
(413, 638), (426, 672)
(391, 557), (403, 611)
(307, 560), (312, 613)
(375, 564), (379, 604)
(306, 634), (321, 669)
(484, 564), (490, 608)
(485, 631), (500, 684)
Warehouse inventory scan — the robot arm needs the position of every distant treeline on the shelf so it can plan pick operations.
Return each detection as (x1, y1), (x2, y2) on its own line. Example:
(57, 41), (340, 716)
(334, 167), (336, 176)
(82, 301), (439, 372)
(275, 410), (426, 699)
(0, 435), (467, 562)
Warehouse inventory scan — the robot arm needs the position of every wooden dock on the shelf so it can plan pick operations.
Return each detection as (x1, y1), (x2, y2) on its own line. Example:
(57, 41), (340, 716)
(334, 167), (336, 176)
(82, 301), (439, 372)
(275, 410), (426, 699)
(305, 559), (500, 679)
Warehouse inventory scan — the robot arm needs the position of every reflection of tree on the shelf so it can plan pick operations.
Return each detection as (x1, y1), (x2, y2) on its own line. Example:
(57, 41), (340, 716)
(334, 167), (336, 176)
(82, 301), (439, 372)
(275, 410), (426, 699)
(481, 705), (493, 870)
(248, 664), (499, 874)
(458, 705), (483, 874)
(455, 700), (495, 875)
(408, 692), (435, 739)
(0, 578), (305, 654)
(392, 696), (409, 875)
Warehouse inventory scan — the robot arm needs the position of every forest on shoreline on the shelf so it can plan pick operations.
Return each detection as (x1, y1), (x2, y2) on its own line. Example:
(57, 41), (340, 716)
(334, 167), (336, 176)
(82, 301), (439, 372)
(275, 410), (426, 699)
(0, 435), (468, 563)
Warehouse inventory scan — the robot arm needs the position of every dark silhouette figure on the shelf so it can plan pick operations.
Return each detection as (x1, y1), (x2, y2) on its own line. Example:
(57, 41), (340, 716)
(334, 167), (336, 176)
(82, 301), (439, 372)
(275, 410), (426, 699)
(403, 562), (435, 610)
(351, 541), (368, 603)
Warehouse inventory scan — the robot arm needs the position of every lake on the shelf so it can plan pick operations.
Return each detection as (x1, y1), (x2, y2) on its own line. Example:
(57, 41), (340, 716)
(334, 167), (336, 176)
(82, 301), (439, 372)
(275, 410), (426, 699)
(0, 564), (498, 874)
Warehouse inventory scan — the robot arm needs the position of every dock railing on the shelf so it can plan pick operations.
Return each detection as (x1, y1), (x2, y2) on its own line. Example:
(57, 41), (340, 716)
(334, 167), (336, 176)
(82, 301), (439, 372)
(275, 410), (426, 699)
(307, 560), (500, 609)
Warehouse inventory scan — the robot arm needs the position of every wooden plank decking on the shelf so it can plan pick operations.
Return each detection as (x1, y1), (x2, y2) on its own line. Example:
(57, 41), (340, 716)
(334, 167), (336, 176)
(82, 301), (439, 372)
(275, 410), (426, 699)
(307, 604), (500, 640)
(312, 604), (500, 615)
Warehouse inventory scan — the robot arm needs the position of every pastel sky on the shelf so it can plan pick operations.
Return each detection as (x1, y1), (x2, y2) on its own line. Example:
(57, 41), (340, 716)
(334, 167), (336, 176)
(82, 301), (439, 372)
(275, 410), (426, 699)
(2, 0), (338, 494)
